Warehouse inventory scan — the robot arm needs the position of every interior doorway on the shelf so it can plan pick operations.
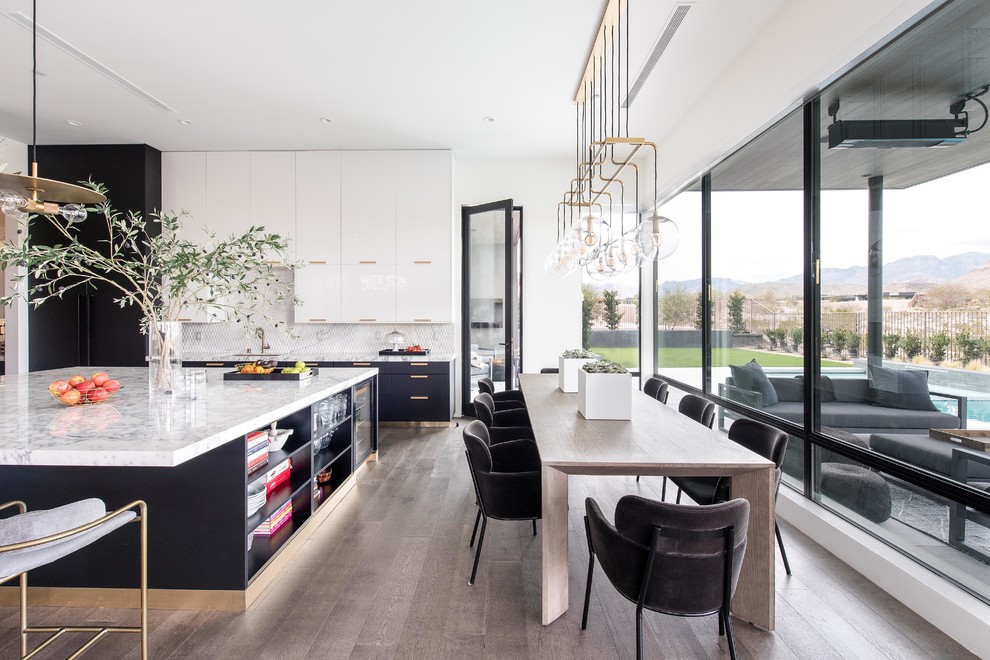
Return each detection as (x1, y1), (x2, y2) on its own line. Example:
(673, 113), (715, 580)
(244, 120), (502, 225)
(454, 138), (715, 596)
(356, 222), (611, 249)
(461, 200), (522, 416)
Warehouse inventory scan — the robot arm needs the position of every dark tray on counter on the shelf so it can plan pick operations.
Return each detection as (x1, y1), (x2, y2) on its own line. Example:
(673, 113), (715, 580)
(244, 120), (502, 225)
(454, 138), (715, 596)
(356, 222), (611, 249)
(223, 368), (319, 381)
(378, 349), (430, 356)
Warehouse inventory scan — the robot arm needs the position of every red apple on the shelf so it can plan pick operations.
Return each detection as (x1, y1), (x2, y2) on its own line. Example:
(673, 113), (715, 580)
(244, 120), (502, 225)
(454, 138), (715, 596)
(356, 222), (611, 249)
(87, 387), (109, 403)
(49, 380), (71, 396)
(91, 372), (110, 387)
(102, 379), (121, 393)
(68, 375), (86, 387)
(60, 389), (82, 406)
(75, 380), (95, 393)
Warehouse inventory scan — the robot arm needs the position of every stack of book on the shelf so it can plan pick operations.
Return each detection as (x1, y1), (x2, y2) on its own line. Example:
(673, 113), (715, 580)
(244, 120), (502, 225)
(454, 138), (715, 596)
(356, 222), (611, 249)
(265, 458), (292, 495)
(247, 431), (269, 473)
(255, 500), (292, 537)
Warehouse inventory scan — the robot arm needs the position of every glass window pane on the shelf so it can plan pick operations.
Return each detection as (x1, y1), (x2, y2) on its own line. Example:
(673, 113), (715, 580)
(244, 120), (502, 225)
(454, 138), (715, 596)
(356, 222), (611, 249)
(656, 188), (702, 388)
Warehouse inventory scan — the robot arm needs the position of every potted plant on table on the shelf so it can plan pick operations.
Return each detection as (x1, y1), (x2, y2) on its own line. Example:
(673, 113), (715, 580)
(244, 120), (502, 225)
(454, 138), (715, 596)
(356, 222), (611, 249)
(578, 359), (632, 420)
(0, 183), (296, 394)
(559, 348), (600, 393)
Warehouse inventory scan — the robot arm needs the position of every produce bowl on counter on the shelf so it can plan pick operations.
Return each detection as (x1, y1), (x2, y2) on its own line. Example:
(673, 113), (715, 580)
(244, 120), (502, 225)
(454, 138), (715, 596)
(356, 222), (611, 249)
(48, 371), (121, 406)
(223, 360), (317, 382)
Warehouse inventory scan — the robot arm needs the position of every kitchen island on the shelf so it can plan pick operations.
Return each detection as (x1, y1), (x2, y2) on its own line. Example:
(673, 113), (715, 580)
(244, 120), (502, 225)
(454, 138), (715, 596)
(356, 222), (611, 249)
(0, 366), (378, 611)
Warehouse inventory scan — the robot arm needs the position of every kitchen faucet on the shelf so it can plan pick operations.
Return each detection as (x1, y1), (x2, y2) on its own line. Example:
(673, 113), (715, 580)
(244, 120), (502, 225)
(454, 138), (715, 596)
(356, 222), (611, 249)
(257, 327), (271, 354)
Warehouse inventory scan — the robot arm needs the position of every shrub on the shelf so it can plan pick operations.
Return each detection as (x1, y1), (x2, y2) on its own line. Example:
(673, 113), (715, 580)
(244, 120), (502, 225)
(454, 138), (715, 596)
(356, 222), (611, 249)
(727, 291), (747, 333)
(848, 333), (861, 357)
(956, 328), (983, 364)
(790, 327), (804, 350)
(581, 359), (628, 374)
(832, 329), (848, 355)
(882, 333), (901, 360)
(901, 332), (923, 360)
(562, 349), (599, 359)
(929, 332), (950, 363)
(766, 328), (787, 350)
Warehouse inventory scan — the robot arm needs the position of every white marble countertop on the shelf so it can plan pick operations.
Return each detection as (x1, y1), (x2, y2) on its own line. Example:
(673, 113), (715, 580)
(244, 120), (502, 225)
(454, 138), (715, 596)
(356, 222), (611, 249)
(0, 366), (377, 468)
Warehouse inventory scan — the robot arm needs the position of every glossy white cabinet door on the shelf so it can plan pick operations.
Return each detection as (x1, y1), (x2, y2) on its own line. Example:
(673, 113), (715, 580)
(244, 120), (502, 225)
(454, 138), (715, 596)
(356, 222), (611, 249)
(394, 262), (452, 323)
(250, 152), (296, 256)
(340, 151), (397, 264)
(394, 151), (452, 265)
(161, 152), (207, 244)
(293, 263), (342, 323)
(340, 263), (396, 323)
(295, 151), (341, 262)
(206, 152), (252, 240)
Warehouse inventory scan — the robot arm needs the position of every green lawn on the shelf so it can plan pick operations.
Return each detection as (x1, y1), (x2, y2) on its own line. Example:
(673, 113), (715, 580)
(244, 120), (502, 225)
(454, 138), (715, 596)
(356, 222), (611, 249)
(591, 346), (847, 369)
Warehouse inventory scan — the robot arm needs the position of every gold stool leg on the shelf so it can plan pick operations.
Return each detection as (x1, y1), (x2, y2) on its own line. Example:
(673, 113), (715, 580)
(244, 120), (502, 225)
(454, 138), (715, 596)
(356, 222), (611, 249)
(19, 572), (27, 659)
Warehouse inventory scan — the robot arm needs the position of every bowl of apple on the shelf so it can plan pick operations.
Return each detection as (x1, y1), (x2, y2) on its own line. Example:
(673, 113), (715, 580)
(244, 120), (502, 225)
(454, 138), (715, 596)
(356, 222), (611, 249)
(49, 371), (122, 406)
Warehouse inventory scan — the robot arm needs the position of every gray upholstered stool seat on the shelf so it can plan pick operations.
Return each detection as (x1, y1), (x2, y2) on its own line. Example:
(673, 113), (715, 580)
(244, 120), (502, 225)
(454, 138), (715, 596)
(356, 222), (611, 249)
(820, 463), (892, 523)
(0, 498), (134, 580)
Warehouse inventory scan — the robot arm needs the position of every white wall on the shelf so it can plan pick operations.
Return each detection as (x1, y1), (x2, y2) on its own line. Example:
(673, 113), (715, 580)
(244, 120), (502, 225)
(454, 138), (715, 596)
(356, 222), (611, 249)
(455, 157), (580, 375)
(1, 135), (28, 374)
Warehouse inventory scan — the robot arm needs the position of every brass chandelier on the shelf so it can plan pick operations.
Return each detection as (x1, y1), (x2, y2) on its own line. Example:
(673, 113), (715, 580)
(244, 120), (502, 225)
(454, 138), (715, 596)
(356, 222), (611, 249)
(547, 0), (678, 280)
(0, 0), (106, 222)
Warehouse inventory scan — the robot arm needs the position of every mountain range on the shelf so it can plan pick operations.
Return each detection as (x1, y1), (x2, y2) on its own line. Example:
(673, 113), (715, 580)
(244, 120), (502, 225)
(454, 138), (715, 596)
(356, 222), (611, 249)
(657, 252), (990, 297)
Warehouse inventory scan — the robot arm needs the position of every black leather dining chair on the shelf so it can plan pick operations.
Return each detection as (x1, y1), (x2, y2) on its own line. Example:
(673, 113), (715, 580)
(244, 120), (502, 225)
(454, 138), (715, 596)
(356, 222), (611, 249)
(478, 376), (526, 406)
(678, 393), (716, 429)
(671, 417), (792, 575)
(463, 421), (541, 585)
(474, 393), (533, 433)
(582, 495), (750, 660)
(642, 377), (669, 404)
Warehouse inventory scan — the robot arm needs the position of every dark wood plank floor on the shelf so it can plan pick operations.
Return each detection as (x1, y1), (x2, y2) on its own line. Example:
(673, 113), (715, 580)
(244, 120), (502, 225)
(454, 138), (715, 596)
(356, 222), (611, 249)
(0, 423), (977, 659)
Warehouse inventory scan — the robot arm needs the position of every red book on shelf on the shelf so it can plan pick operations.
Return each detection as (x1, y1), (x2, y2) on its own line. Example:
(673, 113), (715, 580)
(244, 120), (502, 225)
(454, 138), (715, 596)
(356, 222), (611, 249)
(266, 468), (290, 495)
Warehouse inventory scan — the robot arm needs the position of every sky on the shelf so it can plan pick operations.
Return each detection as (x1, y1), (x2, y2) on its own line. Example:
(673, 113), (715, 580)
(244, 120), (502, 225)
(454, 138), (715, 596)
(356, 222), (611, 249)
(652, 161), (990, 285)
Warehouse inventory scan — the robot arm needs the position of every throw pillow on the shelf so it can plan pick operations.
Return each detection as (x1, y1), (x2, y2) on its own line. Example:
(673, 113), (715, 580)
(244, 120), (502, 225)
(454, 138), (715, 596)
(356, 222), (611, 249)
(729, 359), (778, 407)
(869, 365), (938, 412)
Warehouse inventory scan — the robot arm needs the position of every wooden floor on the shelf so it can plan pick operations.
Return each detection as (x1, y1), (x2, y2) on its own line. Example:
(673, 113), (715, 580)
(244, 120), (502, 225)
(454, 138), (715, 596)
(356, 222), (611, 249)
(0, 423), (977, 659)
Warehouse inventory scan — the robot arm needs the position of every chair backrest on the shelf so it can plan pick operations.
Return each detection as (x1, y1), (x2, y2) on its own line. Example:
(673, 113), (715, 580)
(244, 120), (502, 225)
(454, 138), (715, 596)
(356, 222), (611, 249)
(678, 394), (715, 429)
(464, 419), (493, 448)
(585, 495), (749, 617)
(478, 377), (495, 395)
(727, 418), (788, 468)
(473, 393), (496, 427)
(643, 377), (666, 401)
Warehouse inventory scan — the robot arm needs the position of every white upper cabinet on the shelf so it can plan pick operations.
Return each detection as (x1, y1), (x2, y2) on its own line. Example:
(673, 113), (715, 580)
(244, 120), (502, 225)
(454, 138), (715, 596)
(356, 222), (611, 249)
(205, 152), (252, 240)
(340, 263), (396, 323)
(394, 151), (452, 265)
(293, 263), (342, 324)
(394, 263), (452, 323)
(161, 152), (207, 243)
(250, 152), (296, 255)
(294, 151), (341, 262)
(340, 151), (397, 264)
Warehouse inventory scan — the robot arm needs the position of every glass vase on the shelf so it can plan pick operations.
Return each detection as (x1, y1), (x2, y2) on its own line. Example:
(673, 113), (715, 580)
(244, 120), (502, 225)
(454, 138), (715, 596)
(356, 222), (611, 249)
(149, 321), (182, 394)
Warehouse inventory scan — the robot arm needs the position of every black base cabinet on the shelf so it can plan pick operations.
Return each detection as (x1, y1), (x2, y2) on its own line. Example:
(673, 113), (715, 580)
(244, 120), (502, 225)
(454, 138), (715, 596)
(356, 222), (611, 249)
(0, 375), (377, 594)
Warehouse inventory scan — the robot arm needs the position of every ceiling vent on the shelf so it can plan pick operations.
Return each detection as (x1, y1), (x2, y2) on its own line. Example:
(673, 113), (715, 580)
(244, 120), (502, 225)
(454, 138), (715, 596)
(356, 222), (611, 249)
(622, 3), (692, 109)
(4, 11), (176, 113)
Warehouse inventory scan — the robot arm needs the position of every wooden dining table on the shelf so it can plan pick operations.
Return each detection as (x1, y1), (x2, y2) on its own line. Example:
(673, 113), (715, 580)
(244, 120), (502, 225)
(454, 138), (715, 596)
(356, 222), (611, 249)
(520, 374), (777, 630)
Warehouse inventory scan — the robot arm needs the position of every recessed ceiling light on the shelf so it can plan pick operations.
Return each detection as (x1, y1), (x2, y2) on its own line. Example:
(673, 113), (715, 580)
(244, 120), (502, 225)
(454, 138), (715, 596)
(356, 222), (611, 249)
(319, 117), (334, 124)
(178, 119), (194, 126)
(482, 116), (496, 124)
(64, 119), (81, 126)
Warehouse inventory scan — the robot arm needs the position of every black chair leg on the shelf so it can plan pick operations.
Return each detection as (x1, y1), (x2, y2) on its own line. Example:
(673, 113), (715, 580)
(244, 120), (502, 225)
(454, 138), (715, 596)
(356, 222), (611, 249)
(582, 517), (594, 630)
(676, 488), (682, 504)
(469, 516), (487, 585)
(532, 519), (537, 536)
(635, 475), (640, 482)
(775, 521), (792, 576)
(469, 508), (482, 548)
(718, 610), (725, 636)
(635, 606), (644, 660)
(723, 610), (737, 660)
(661, 477), (667, 500)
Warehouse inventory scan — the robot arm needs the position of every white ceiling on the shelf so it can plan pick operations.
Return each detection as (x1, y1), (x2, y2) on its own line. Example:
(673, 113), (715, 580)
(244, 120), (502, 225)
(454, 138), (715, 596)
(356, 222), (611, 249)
(0, 0), (786, 159)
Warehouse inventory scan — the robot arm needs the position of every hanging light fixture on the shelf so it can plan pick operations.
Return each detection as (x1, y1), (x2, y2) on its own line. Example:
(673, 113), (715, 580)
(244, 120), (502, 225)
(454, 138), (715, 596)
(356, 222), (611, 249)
(0, 0), (106, 221)
(551, 0), (678, 278)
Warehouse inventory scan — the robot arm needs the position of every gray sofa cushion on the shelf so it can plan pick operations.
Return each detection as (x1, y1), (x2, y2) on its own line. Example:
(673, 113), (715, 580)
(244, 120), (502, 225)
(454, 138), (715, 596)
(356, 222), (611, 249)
(870, 433), (990, 480)
(869, 366), (938, 412)
(820, 463), (892, 523)
(729, 360), (778, 407)
(762, 402), (959, 431)
(830, 378), (873, 403)
(769, 377), (803, 403)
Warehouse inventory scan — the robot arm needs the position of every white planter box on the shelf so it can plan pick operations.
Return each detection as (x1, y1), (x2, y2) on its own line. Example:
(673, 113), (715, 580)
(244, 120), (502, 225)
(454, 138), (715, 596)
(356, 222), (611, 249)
(578, 369), (632, 420)
(559, 357), (596, 392)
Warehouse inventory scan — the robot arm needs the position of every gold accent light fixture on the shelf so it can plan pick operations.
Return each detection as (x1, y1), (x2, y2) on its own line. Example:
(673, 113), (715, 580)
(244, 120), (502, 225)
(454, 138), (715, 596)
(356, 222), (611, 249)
(0, 0), (107, 222)
(546, 0), (678, 279)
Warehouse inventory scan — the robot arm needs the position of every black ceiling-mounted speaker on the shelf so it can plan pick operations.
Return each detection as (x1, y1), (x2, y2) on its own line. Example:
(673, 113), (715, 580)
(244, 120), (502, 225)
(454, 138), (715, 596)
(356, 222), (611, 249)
(827, 119), (967, 149)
